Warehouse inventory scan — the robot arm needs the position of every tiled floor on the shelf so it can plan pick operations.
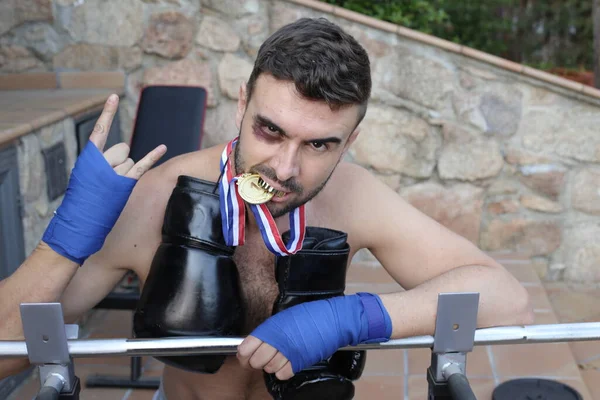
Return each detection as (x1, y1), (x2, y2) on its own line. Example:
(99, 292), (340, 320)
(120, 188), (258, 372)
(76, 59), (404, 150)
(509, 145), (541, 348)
(7, 254), (600, 399)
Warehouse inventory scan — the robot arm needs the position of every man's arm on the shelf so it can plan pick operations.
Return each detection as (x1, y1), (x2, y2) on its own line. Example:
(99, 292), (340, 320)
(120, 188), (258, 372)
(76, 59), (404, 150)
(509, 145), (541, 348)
(346, 164), (534, 338)
(238, 163), (534, 380)
(0, 94), (166, 379)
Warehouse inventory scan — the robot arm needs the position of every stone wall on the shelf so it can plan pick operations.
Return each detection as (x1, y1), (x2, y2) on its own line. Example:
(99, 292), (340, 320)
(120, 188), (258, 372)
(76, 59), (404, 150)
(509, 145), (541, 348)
(1, 0), (599, 282)
(17, 118), (78, 256)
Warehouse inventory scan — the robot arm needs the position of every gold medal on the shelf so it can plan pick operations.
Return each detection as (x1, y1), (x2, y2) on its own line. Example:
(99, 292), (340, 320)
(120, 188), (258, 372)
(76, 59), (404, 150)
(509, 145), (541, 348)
(236, 173), (274, 204)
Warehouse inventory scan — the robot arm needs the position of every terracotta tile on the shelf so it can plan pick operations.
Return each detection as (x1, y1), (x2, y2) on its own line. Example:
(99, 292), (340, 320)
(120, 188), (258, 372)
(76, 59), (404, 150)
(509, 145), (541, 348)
(408, 375), (496, 400)
(126, 390), (158, 400)
(547, 289), (600, 323)
(345, 283), (403, 295)
(354, 375), (404, 400)
(143, 357), (166, 372)
(580, 368), (600, 400)
(79, 387), (128, 400)
(347, 262), (398, 285)
(10, 363), (131, 400)
(492, 342), (580, 378)
(495, 376), (592, 400)
(533, 310), (559, 324)
(6, 370), (42, 400)
(74, 362), (131, 385)
(406, 346), (493, 378)
(86, 310), (134, 339)
(0, 72), (57, 90)
(570, 337), (600, 365)
(502, 263), (542, 284)
(362, 349), (404, 376)
(526, 285), (554, 310)
(59, 71), (125, 90)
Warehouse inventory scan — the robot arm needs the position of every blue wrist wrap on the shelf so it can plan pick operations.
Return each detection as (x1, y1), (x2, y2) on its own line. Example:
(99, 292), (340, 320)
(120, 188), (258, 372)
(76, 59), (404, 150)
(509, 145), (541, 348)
(42, 141), (136, 264)
(251, 292), (392, 373)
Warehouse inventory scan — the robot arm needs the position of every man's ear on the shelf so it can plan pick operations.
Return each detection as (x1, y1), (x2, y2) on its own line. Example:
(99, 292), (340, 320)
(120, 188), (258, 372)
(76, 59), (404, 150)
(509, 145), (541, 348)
(236, 83), (248, 130)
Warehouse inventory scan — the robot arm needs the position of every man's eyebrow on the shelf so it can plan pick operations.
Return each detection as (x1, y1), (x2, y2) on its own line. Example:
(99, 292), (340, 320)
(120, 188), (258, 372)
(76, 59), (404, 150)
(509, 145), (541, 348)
(255, 114), (288, 137)
(254, 114), (343, 145)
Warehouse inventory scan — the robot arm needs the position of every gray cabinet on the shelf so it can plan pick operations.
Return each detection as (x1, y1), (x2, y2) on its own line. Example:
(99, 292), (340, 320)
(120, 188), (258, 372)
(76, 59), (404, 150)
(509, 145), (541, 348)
(0, 143), (29, 400)
(0, 144), (25, 280)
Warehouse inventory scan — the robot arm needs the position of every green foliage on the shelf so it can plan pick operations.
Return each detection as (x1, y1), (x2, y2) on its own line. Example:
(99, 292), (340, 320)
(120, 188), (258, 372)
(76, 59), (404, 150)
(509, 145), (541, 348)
(323, 0), (595, 70)
(323, 0), (450, 34)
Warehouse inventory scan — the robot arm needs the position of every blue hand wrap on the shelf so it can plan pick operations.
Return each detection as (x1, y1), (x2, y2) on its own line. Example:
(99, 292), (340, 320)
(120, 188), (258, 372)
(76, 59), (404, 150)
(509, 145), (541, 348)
(251, 292), (392, 373)
(42, 141), (136, 264)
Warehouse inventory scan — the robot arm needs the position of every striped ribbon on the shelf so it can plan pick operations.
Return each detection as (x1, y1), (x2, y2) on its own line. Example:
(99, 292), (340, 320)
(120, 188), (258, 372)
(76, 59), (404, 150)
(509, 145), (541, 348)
(219, 137), (305, 255)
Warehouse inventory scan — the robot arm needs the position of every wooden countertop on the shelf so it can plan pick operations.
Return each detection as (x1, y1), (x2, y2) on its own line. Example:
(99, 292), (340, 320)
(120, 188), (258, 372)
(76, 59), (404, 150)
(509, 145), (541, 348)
(0, 71), (126, 147)
(0, 88), (123, 146)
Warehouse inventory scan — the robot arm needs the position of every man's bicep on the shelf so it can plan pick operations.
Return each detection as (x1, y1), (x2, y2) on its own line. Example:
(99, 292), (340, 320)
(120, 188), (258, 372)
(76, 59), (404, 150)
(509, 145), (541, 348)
(356, 174), (498, 290)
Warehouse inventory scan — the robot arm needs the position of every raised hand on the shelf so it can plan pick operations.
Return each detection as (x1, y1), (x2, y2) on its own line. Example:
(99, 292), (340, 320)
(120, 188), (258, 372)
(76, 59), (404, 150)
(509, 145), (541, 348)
(89, 94), (166, 179)
(42, 94), (166, 265)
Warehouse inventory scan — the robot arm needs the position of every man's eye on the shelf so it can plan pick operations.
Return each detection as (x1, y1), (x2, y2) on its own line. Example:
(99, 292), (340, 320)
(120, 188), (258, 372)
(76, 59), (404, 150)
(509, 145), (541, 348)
(310, 142), (328, 151)
(266, 124), (278, 133)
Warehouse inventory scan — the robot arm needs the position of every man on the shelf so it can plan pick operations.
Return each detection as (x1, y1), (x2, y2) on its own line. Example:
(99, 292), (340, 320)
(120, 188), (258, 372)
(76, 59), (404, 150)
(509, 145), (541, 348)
(0, 17), (533, 400)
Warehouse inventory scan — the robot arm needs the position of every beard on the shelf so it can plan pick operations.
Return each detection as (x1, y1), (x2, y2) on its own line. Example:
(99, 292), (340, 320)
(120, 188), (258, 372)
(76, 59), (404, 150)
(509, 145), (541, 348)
(233, 133), (339, 218)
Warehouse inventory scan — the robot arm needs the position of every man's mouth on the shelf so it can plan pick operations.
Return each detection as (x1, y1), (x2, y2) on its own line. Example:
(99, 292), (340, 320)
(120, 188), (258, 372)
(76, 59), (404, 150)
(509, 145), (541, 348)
(257, 177), (286, 198)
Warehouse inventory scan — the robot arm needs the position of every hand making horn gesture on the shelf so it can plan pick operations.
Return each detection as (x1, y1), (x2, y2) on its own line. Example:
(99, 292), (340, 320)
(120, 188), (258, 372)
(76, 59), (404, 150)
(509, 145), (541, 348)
(90, 94), (166, 179)
(41, 94), (167, 265)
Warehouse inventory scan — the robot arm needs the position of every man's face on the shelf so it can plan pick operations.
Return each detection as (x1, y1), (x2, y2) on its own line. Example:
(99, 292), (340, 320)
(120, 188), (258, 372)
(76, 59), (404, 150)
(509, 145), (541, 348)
(233, 74), (361, 218)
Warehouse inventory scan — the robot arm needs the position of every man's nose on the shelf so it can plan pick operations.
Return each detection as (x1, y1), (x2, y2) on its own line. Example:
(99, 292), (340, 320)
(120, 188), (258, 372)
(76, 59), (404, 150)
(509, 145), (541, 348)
(272, 144), (300, 183)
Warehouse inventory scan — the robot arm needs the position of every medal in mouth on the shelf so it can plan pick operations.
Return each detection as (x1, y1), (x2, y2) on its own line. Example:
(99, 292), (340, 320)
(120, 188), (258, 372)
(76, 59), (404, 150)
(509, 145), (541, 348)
(236, 173), (286, 205)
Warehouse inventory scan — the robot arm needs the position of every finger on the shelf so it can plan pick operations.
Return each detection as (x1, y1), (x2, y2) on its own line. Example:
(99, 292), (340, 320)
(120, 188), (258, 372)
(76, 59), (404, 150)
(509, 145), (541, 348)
(125, 144), (167, 180)
(248, 343), (278, 371)
(264, 351), (289, 374)
(88, 94), (119, 152)
(237, 336), (264, 369)
(113, 158), (134, 176)
(103, 143), (130, 167)
(274, 361), (294, 381)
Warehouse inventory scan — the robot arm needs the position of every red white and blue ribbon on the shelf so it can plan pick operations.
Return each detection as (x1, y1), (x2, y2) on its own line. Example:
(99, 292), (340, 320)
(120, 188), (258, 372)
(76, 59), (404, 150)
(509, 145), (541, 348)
(219, 138), (306, 256)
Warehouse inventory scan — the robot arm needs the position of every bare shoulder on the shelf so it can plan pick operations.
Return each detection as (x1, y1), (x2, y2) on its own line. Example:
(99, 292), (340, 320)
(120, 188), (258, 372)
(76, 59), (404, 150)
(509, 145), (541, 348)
(319, 161), (405, 240)
(322, 162), (500, 290)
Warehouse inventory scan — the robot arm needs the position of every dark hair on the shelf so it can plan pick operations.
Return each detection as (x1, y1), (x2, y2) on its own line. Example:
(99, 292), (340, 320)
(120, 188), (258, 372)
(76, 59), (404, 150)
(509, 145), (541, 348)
(246, 17), (371, 125)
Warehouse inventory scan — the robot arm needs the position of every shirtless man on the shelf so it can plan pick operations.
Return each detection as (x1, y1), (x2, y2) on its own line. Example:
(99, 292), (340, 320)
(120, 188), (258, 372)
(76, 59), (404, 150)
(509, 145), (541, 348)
(0, 17), (533, 400)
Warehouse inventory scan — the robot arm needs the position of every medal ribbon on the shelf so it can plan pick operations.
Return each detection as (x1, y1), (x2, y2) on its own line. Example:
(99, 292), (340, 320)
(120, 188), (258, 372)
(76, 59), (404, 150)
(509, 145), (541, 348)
(219, 138), (306, 256)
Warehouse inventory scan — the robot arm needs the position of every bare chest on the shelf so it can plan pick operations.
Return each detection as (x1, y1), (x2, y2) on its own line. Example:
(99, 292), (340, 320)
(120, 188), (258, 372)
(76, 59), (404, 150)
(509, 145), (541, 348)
(232, 232), (279, 334)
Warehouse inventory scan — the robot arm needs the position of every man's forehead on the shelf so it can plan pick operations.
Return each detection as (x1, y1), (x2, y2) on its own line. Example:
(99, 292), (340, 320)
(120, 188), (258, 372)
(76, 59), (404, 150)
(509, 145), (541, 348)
(249, 75), (360, 137)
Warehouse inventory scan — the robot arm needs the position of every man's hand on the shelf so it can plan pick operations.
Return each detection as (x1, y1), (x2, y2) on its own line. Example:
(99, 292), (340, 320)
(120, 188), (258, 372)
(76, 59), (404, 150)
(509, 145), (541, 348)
(236, 293), (392, 377)
(41, 94), (166, 265)
(237, 336), (294, 380)
(91, 94), (166, 179)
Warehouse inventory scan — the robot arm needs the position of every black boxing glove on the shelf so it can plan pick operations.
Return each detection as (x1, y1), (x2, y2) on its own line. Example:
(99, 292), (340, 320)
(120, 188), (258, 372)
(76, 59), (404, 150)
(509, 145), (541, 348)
(133, 176), (244, 373)
(264, 227), (367, 400)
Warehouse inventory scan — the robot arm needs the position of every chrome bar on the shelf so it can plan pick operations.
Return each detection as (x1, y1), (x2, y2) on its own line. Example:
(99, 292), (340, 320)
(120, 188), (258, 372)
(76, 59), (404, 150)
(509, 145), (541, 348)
(1, 322), (599, 359)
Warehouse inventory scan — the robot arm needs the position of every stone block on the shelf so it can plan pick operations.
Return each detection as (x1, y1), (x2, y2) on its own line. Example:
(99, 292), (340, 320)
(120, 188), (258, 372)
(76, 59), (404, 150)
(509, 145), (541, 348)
(400, 182), (484, 243)
(571, 168), (600, 215)
(350, 105), (439, 178)
(480, 218), (561, 257)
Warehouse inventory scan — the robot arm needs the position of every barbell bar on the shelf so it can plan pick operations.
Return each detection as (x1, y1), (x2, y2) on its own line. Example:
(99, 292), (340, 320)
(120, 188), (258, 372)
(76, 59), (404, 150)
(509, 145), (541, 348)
(1, 321), (599, 359)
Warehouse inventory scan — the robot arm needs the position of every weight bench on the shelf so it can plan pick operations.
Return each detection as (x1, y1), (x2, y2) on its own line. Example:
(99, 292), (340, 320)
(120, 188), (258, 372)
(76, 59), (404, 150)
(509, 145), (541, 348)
(87, 85), (208, 390)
